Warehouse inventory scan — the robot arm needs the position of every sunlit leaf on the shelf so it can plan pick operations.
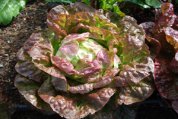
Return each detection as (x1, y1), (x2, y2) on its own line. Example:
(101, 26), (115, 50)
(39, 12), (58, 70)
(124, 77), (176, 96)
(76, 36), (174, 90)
(0, 0), (26, 25)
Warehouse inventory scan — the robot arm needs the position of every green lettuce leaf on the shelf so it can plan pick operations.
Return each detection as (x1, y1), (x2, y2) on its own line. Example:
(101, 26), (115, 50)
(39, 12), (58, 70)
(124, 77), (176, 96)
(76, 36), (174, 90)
(145, 0), (162, 8)
(0, 0), (26, 25)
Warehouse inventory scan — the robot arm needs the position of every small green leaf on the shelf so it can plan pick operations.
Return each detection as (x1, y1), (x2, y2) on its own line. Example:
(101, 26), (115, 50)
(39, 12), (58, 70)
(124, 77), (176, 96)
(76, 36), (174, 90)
(113, 4), (125, 17)
(99, 0), (125, 16)
(145, 0), (161, 8)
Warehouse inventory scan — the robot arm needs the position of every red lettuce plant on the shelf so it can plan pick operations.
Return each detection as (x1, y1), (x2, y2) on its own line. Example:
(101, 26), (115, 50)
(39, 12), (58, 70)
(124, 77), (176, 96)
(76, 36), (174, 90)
(14, 2), (154, 119)
(141, 2), (178, 113)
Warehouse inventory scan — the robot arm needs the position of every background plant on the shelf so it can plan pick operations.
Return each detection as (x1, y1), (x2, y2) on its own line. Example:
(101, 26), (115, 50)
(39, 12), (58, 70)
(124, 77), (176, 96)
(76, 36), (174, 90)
(140, 2), (178, 114)
(0, 0), (27, 25)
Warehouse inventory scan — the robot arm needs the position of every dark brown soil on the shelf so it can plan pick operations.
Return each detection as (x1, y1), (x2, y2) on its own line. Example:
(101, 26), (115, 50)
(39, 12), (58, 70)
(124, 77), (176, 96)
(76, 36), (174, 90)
(0, 1), (178, 119)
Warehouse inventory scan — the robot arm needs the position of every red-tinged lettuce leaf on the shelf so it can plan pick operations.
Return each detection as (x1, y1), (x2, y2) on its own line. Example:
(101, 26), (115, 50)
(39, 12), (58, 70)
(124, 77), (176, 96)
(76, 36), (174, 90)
(164, 27), (178, 50)
(38, 79), (115, 119)
(120, 16), (145, 49)
(15, 48), (45, 83)
(85, 88), (116, 110)
(154, 57), (178, 99)
(117, 77), (154, 105)
(47, 5), (68, 37)
(14, 75), (39, 107)
(24, 33), (52, 64)
(16, 48), (30, 61)
(115, 57), (154, 87)
(68, 83), (94, 94)
(67, 75), (114, 94)
(14, 75), (51, 110)
(22, 32), (67, 80)
(115, 57), (154, 105)
(116, 16), (149, 65)
(140, 22), (163, 57)
(47, 2), (120, 40)
(139, 22), (155, 37)
(156, 3), (176, 28)
(15, 61), (43, 83)
(51, 77), (68, 92)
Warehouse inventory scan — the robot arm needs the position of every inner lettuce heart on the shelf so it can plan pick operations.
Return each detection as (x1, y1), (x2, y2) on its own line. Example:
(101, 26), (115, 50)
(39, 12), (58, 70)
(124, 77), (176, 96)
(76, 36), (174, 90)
(53, 34), (120, 81)
(14, 2), (154, 119)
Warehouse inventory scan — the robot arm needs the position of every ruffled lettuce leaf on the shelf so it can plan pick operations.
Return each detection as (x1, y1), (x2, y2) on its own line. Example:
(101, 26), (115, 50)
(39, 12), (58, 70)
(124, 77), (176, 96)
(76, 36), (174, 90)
(14, 75), (52, 111)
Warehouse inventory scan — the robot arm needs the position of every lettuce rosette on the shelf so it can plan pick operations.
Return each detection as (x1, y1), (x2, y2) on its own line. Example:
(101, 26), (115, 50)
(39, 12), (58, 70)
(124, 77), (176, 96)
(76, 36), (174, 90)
(140, 3), (178, 113)
(14, 2), (154, 119)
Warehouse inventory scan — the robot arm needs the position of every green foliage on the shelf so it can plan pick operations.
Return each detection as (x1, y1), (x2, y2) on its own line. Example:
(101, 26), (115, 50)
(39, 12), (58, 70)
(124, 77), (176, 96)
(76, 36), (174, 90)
(145, 0), (162, 8)
(125, 0), (162, 8)
(0, 0), (27, 25)
(99, 0), (125, 16)
(45, 0), (125, 16)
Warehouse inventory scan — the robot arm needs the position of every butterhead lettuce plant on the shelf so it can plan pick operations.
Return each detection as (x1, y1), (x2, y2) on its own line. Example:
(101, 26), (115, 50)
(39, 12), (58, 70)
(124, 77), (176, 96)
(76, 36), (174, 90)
(14, 2), (154, 119)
